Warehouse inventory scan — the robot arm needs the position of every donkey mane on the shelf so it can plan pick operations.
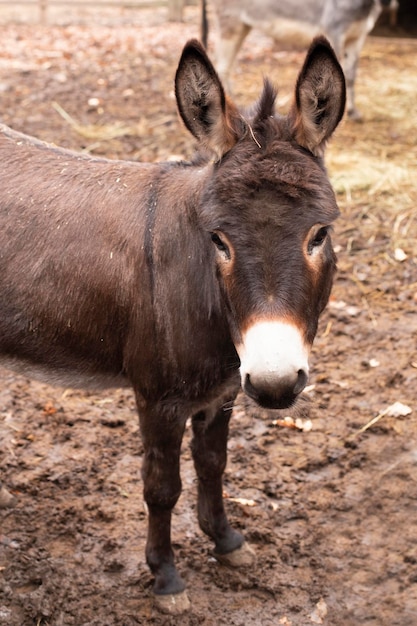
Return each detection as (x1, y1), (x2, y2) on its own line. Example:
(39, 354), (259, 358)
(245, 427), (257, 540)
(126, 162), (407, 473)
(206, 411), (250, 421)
(254, 79), (278, 124)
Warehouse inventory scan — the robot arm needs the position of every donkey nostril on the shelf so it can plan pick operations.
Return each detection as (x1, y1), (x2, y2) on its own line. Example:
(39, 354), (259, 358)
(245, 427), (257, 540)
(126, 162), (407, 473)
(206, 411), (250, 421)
(244, 373), (258, 399)
(294, 368), (308, 395)
(244, 369), (307, 405)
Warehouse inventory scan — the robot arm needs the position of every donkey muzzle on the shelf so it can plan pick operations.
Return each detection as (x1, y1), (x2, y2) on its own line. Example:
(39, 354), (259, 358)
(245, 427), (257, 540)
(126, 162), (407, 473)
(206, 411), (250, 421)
(237, 320), (310, 410)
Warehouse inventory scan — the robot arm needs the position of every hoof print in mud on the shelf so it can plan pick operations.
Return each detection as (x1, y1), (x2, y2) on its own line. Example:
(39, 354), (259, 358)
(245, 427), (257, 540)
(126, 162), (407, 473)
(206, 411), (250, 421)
(0, 485), (16, 509)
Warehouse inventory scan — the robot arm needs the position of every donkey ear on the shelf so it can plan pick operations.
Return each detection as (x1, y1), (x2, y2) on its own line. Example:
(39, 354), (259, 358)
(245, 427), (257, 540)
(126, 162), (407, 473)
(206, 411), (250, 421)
(289, 36), (346, 157)
(175, 39), (243, 159)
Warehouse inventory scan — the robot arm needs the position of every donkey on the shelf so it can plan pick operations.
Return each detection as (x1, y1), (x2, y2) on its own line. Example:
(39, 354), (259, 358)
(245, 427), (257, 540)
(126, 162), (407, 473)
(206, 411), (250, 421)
(202, 0), (381, 120)
(0, 37), (345, 613)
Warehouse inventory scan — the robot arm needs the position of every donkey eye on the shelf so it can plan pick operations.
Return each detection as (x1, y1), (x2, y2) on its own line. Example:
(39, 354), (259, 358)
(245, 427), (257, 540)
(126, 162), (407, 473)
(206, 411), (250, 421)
(308, 226), (328, 253)
(211, 232), (231, 260)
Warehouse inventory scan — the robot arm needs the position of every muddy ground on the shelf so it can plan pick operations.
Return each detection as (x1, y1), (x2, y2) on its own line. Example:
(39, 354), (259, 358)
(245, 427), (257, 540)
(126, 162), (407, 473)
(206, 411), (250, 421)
(0, 5), (416, 626)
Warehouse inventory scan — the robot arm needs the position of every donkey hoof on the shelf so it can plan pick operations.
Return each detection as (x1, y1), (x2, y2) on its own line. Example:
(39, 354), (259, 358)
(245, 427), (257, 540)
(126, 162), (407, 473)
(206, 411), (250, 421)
(214, 541), (256, 568)
(154, 590), (191, 615)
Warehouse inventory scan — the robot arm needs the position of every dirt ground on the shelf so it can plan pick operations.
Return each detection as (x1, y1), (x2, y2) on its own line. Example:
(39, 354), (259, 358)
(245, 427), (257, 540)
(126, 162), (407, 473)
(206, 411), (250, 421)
(0, 5), (416, 626)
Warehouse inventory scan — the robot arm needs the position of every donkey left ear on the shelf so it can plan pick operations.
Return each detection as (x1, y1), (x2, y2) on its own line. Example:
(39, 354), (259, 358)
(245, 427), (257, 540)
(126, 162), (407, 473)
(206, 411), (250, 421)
(175, 39), (243, 159)
(289, 36), (346, 157)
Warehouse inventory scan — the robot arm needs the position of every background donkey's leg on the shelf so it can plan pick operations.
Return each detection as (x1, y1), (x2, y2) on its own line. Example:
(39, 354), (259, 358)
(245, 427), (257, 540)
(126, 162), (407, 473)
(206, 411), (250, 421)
(137, 400), (189, 611)
(191, 401), (254, 565)
(214, 22), (251, 92)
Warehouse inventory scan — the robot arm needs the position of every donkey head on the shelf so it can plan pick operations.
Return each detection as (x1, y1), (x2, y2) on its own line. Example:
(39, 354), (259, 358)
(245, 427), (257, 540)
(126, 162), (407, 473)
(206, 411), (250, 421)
(175, 37), (345, 409)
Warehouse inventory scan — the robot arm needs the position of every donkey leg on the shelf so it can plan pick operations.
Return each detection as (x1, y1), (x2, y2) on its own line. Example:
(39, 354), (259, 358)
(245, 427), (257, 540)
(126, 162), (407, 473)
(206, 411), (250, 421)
(214, 22), (251, 92)
(138, 405), (190, 613)
(191, 404), (255, 567)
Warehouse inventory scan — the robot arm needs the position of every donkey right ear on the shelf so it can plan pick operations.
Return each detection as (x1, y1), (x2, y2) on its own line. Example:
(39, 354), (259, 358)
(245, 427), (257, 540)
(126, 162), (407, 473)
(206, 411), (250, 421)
(175, 39), (243, 159)
(289, 36), (346, 157)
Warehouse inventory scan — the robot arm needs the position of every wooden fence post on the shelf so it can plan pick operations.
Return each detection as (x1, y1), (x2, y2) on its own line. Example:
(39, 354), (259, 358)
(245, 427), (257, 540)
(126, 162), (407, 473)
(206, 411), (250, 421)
(39, 0), (48, 23)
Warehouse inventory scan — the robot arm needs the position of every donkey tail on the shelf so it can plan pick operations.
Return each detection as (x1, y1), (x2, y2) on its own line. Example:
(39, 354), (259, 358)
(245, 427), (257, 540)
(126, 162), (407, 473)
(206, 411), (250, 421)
(201, 0), (208, 49)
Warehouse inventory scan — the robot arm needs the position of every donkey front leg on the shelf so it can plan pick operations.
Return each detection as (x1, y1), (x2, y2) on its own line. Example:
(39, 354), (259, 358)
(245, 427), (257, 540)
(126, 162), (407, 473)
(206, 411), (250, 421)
(191, 403), (255, 567)
(138, 403), (190, 614)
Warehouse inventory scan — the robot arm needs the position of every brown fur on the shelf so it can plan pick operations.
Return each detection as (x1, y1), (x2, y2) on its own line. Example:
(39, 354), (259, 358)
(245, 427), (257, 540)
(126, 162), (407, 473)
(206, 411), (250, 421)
(0, 38), (345, 609)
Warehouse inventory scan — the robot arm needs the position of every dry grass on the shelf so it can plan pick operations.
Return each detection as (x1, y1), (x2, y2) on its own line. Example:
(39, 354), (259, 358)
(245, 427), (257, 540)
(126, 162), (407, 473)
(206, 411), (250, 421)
(323, 37), (417, 311)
